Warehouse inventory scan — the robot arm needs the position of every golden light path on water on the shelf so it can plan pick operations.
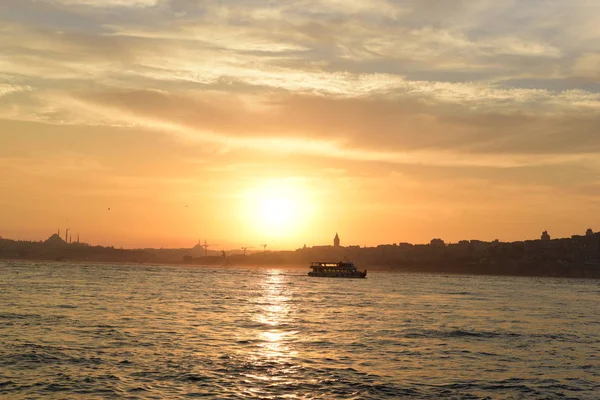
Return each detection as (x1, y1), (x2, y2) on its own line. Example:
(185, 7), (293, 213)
(244, 270), (300, 391)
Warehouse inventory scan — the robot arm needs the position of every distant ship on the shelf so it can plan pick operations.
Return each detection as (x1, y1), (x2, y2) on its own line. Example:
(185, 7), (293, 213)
(308, 261), (367, 278)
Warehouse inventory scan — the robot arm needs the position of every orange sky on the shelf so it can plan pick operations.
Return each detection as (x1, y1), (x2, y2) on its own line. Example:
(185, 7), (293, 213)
(2, 1), (600, 250)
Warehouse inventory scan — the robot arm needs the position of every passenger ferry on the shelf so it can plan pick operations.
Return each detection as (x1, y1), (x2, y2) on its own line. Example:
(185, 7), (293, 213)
(308, 261), (367, 278)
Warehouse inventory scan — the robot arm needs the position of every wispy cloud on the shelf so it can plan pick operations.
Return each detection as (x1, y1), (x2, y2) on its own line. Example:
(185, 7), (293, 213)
(0, 83), (31, 97)
(45, 0), (160, 8)
(4, 91), (595, 171)
(2, 1), (600, 171)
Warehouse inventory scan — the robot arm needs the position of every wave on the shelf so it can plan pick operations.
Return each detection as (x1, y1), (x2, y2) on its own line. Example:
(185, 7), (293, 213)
(399, 328), (580, 343)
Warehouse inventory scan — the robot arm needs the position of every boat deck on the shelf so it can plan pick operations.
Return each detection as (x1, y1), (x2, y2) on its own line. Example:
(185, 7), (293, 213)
(308, 261), (367, 278)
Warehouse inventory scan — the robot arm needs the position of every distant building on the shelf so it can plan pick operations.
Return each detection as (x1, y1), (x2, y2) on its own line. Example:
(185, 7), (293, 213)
(541, 230), (551, 241)
(44, 233), (66, 247)
(586, 228), (594, 237)
(430, 238), (445, 248)
(334, 233), (340, 247)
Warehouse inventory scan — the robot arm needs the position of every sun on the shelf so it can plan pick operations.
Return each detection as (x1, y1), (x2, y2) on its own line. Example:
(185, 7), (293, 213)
(259, 196), (295, 230)
(240, 179), (313, 242)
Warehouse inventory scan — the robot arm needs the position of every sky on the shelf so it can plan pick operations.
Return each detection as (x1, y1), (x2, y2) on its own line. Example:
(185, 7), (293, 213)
(2, 0), (600, 250)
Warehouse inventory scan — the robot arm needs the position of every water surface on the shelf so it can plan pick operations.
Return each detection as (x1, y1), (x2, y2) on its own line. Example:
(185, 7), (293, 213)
(1, 261), (598, 399)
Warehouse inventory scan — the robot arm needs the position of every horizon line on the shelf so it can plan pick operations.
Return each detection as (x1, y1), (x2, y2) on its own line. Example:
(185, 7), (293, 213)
(1, 229), (597, 252)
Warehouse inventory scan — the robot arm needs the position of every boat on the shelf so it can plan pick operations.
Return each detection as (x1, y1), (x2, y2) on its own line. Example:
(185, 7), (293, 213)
(308, 261), (367, 278)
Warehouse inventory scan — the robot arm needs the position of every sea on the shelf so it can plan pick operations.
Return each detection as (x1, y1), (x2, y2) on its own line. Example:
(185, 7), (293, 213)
(1, 261), (598, 399)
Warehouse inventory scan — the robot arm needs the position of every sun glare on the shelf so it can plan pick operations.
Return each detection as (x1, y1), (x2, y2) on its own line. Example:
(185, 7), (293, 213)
(260, 197), (295, 229)
(241, 179), (314, 243)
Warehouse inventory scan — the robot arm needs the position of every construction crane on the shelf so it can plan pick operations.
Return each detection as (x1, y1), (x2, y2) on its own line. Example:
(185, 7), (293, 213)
(200, 239), (217, 257)
(241, 247), (254, 256)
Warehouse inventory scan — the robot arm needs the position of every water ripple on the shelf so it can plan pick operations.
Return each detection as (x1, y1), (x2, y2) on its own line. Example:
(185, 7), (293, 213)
(1, 262), (599, 399)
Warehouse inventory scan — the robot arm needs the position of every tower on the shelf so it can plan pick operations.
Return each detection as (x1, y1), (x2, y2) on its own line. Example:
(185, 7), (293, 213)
(334, 233), (340, 247)
(541, 230), (551, 241)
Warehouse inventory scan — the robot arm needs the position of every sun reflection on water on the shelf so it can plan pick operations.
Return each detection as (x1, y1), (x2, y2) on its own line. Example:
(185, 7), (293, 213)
(253, 270), (298, 360)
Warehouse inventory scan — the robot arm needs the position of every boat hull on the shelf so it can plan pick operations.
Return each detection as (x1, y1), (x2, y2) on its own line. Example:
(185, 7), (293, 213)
(308, 270), (367, 278)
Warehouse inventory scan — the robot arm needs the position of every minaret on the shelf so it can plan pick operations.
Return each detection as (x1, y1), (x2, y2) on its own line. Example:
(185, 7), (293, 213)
(334, 233), (340, 247)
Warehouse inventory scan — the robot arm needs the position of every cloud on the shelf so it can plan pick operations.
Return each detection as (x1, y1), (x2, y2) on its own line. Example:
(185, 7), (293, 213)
(43, 0), (160, 8)
(2, 23), (598, 107)
(2, 1), (600, 172)
(105, 24), (310, 53)
(0, 83), (31, 97)
(3, 88), (598, 172)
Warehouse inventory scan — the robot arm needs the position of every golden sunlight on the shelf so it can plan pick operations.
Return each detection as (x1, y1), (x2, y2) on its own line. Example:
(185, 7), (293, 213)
(240, 179), (314, 243)
(259, 196), (296, 231)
